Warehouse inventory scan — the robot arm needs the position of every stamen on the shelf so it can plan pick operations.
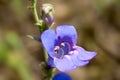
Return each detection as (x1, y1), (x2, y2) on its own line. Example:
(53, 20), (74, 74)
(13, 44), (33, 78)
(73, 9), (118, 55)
(54, 42), (71, 59)
(54, 46), (59, 53)
(54, 47), (64, 59)
(61, 42), (71, 55)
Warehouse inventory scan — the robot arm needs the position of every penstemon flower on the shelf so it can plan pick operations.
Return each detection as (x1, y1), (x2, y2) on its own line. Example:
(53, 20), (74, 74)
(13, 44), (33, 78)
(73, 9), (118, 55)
(53, 72), (72, 80)
(41, 25), (97, 72)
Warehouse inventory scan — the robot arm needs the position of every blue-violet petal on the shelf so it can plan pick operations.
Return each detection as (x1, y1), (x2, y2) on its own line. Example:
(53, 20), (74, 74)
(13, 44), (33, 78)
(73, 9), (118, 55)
(54, 55), (76, 72)
(41, 30), (57, 58)
(56, 25), (77, 44)
(77, 46), (97, 60)
(69, 50), (89, 66)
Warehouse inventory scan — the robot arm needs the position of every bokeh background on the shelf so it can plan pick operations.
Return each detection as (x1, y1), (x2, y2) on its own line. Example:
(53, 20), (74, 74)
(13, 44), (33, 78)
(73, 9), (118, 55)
(0, 0), (120, 80)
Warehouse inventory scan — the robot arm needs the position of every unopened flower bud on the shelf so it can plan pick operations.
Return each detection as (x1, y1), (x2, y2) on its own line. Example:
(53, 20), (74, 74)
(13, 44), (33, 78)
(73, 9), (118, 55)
(41, 3), (54, 27)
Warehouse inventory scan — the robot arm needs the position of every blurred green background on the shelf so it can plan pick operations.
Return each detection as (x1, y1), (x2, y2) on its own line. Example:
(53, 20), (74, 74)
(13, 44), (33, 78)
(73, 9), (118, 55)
(0, 0), (120, 80)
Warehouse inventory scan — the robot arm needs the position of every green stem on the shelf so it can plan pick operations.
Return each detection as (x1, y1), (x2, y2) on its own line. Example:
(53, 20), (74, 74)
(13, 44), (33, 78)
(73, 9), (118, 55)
(45, 68), (56, 80)
(44, 49), (48, 62)
(32, 0), (39, 23)
(44, 46), (56, 80)
(31, 0), (43, 33)
(50, 68), (56, 80)
(30, 0), (56, 80)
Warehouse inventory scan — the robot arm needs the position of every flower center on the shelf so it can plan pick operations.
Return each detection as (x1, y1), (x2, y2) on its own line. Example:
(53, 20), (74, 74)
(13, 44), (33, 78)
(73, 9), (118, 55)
(54, 42), (71, 58)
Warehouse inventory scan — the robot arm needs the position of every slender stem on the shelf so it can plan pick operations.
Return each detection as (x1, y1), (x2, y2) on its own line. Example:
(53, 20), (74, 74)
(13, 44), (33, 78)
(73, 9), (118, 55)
(46, 68), (56, 80)
(50, 68), (56, 80)
(32, 0), (39, 23)
(30, 1), (56, 80)
(44, 49), (48, 62)
(31, 0), (43, 33)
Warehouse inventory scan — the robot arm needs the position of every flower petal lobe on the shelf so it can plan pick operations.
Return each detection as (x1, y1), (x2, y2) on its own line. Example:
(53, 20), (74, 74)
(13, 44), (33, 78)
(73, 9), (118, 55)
(41, 30), (57, 57)
(54, 55), (76, 72)
(69, 51), (89, 66)
(77, 46), (97, 60)
(56, 25), (77, 44)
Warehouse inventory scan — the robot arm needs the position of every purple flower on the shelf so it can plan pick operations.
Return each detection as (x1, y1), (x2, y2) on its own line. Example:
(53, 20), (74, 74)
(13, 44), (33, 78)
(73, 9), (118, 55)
(41, 25), (97, 72)
(52, 72), (72, 80)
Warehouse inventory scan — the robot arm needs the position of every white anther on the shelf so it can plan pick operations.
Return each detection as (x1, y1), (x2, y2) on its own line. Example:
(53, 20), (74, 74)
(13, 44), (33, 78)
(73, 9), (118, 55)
(61, 43), (65, 47)
(54, 46), (59, 53)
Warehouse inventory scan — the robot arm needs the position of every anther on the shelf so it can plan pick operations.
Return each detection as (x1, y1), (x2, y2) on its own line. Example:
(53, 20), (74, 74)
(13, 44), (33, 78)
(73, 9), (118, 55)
(61, 42), (65, 47)
(54, 46), (59, 53)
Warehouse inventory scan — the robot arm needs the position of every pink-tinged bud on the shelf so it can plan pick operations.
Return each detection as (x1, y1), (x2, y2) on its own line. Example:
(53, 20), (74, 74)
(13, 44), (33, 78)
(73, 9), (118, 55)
(41, 3), (54, 27)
